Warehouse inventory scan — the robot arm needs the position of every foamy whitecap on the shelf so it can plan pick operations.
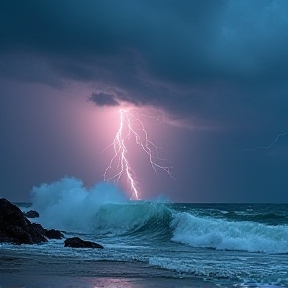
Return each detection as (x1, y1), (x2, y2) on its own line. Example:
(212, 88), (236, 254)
(170, 212), (288, 254)
(31, 177), (127, 232)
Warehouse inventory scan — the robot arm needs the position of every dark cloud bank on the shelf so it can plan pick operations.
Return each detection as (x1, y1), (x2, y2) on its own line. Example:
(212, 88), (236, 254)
(0, 0), (287, 201)
(1, 0), (287, 122)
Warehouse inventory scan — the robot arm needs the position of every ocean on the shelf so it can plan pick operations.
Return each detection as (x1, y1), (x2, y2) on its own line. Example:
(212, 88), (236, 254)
(0, 179), (288, 287)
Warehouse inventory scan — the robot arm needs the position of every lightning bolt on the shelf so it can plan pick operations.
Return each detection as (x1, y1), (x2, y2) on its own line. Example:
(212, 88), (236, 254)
(104, 108), (174, 200)
(238, 132), (288, 152)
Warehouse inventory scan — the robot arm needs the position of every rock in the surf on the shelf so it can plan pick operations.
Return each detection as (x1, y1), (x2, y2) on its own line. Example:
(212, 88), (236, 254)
(64, 237), (104, 249)
(24, 210), (39, 218)
(31, 223), (64, 239)
(45, 229), (64, 239)
(0, 198), (47, 244)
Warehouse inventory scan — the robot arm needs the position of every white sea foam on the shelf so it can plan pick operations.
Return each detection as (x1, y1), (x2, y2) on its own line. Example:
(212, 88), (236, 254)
(31, 177), (127, 232)
(171, 212), (288, 254)
(149, 256), (241, 278)
(149, 255), (287, 286)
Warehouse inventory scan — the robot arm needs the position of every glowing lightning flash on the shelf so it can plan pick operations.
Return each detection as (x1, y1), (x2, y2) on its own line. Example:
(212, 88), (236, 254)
(104, 108), (174, 200)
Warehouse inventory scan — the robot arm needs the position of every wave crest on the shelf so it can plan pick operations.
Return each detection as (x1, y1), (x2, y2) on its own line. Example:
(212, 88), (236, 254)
(31, 177), (171, 237)
(31, 177), (127, 232)
(171, 212), (288, 254)
(31, 177), (288, 254)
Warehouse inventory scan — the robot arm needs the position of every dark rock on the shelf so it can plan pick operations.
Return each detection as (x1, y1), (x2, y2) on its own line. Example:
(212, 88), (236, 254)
(31, 223), (64, 239)
(24, 210), (39, 218)
(64, 237), (104, 249)
(0, 198), (47, 244)
(45, 229), (64, 239)
(30, 223), (46, 235)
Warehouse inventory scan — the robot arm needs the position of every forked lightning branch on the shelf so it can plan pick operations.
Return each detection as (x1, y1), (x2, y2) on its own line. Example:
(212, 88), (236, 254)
(104, 108), (174, 200)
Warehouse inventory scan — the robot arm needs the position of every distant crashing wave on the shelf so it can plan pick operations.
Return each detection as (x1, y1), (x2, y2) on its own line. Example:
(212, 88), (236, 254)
(170, 212), (288, 254)
(31, 177), (288, 254)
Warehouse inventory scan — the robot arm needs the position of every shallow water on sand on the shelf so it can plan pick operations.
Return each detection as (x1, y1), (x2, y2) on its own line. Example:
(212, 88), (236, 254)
(0, 250), (220, 288)
(0, 275), (220, 288)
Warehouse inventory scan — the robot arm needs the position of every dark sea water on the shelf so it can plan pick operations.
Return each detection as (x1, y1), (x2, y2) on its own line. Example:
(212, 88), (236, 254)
(0, 179), (288, 287)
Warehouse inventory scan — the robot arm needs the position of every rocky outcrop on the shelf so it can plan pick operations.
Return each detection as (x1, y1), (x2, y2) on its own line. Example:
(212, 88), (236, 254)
(31, 223), (64, 239)
(64, 237), (104, 249)
(45, 229), (64, 239)
(0, 199), (101, 248)
(0, 198), (47, 244)
(24, 210), (39, 218)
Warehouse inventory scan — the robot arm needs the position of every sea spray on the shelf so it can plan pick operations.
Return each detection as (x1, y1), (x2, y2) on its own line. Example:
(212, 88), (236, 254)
(31, 177), (172, 236)
(31, 177), (127, 232)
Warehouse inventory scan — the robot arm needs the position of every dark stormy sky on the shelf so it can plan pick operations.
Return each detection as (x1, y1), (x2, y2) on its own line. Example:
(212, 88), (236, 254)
(1, 0), (287, 202)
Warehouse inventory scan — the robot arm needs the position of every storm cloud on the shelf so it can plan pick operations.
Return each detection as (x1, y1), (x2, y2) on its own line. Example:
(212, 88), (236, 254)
(89, 92), (120, 107)
(1, 0), (287, 126)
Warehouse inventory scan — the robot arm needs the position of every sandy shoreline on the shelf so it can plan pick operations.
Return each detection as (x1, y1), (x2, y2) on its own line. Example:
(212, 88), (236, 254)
(0, 249), (220, 288)
(0, 274), (221, 288)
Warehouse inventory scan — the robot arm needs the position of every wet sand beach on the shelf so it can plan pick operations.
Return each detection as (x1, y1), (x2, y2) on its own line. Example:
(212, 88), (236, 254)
(0, 250), (220, 288)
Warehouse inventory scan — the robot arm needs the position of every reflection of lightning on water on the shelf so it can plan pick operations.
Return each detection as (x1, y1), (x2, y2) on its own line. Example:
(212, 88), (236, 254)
(104, 108), (174, 200)
(239, 132), (288, 152)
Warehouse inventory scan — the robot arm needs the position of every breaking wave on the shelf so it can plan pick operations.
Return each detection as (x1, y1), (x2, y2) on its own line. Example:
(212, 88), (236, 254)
(171, 212), (288, 254)
(31, 177), (172, 237)
(31, 177), (127, 232)
(31, 177), (288, 254)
